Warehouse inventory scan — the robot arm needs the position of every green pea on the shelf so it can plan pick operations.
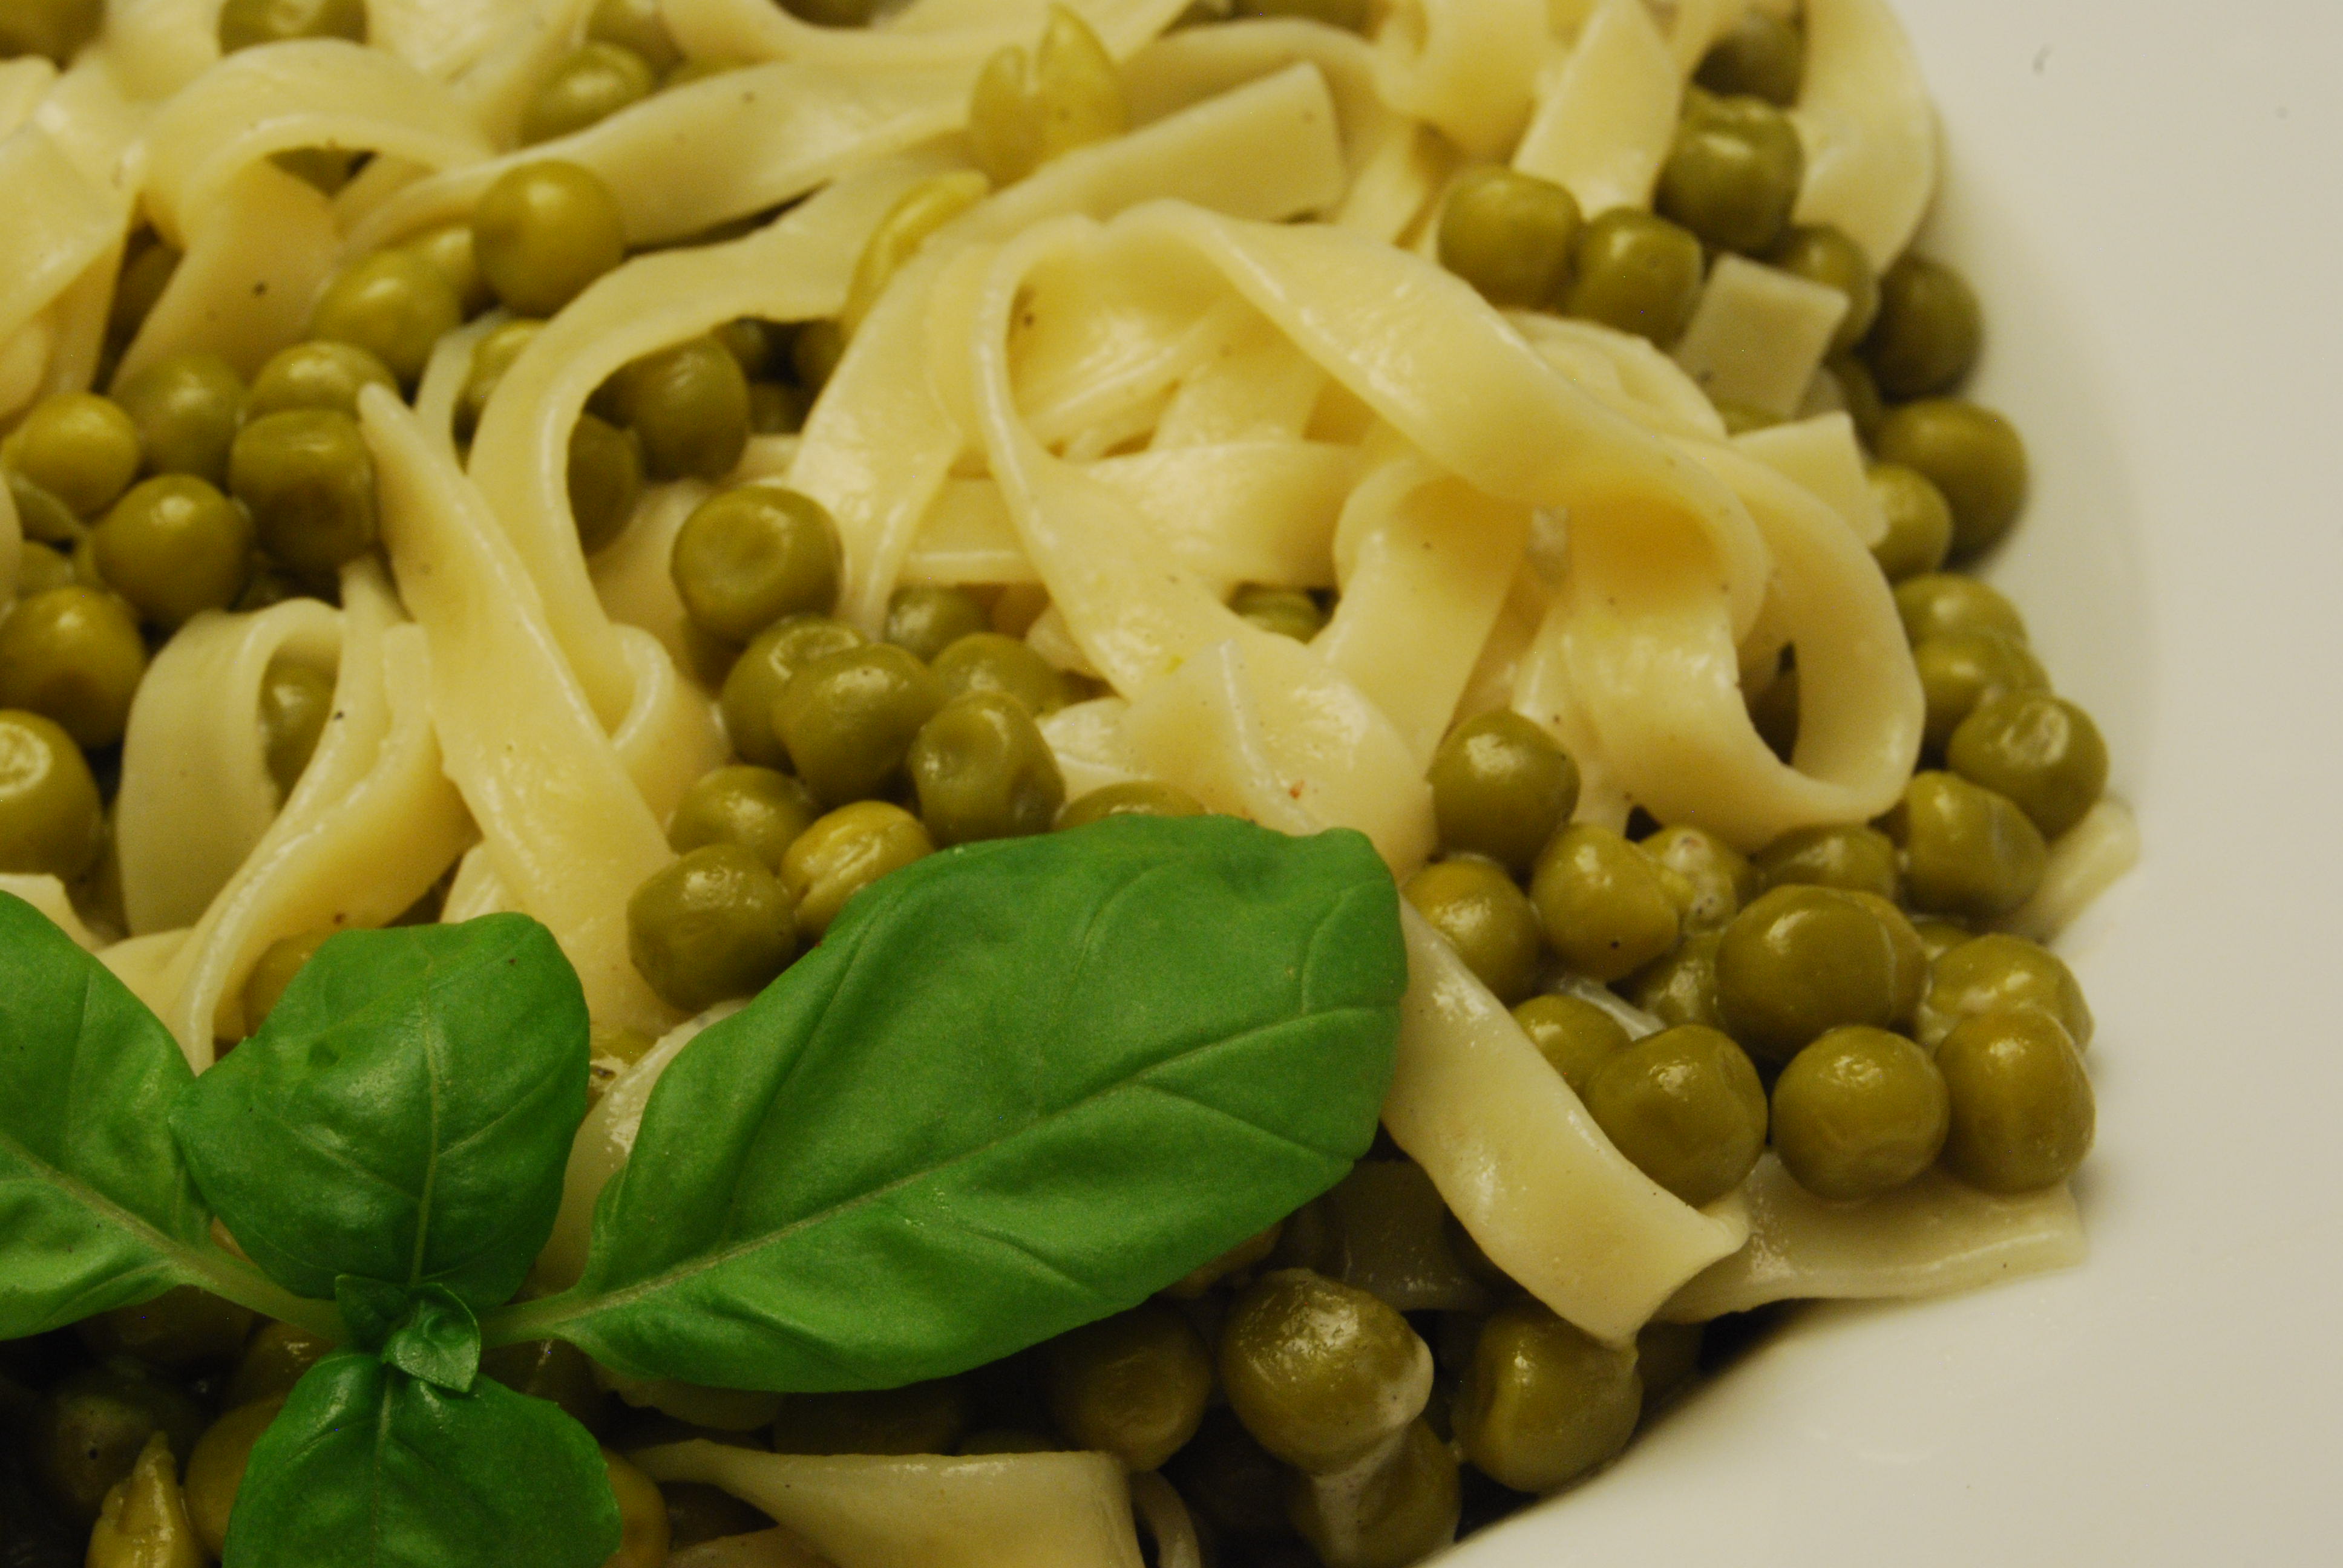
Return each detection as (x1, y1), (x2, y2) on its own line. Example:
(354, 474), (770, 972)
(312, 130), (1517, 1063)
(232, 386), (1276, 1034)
(1752, 822), (1900, 901)
(1453, 1299), (1639, 1494)
(520, 41), (657, 145)
(91, 475), (255, 627)
(113, 351), (244, 488)
(0, 588), (146, 748)
(229, 409), (379, 576)
(1715, 884), (1924, 1065)
(1056, 780), (1207, 831)
(1626, 928), (1726, 1031)
(454, 319), (543, 442)
(1770, 1025), (1948, 1200)
(471, 161), (628, 318)
(626, 843), (799, 1011)
(772, 1379), (969, 1455)
(0, 710), (103, 877)
(882, 584), (991, 662)
(217, 0), (363, 50)
(79, 1287), (254, 1374)
(1765, 224), (1876, 354)
(179, 1399), (280, 1558)
(1042, 1303), (1213, 1472)
(1438, 166), (1582, 310)
(311, 251), (464, 388)
(0, 0), (103, 61)
(1916, 932), (2093, 1053)
(1564, 209), (1704, 345)
(1288, 1417), (1458, 1568)
(1232, 0), (1368, 25)
(227, 1321), (331, 1408)
(1163, 1407), (1291, 1542)
(1894, 771), (2046, 921)
(567, 412), (642, 554)
(1936, 1010), (2092, 1194)
(618, 336), (751, 483)
(907, 690), (1064, 847)
(1582, 1024), (1766, 1207)
(32, 1363), (206, 1523)
(1694, 8), (1803, 104)
(1656, 94), (1804, 255)
(931, 630), (1066, 718)
(666, 764), (816, 871)
(1428, 710), (1579, 874)
(1862, 253), (1981, 398)
(1640, 823), (1755, 931)
(586, 0), (681, 73)
(392, 223), (491, 319)
(1894, 571), (2027, 646)
(1530, 822), (1680, 983)
(1404, 858), (1545, 1004)
(719, 613), (866, 768)
(779, 799), (933, 936)
(7, 393), (142, 517)
(260, 656), (336, 800)
(1221, 1269), (1427, 1474)
(478, 1339), (606, 1434)
(774, 643), (943, 806)
(713, 318), (778, 379)
(1512, 991), (1629, 1097)
(16, 541), (76, 597)
(1867, 462), (1955, 582)
(242, 927), (333, 1031)
(1914, 918), (1972, 965)
(1947, 690), (2107, 840)
(1828, 352), (1887, 446)
(1874, 399), (2029, 559)
(671, 483), (842, 642)
(1228, 584), (1325, 643)
(8, 467), (84, 545)
(1914, 629), (2048, 754)
(246, 339), (399, 421)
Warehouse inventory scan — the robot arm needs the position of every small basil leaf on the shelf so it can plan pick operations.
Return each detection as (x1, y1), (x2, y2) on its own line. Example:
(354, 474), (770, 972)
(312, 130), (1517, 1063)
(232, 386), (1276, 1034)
(226, 1351), (618, 1568)
(0, 893), (215, 1337)
(516, 817), (1405, 1391)
(171, 916), (589, 1310)
(335, 1279), (480, 1392)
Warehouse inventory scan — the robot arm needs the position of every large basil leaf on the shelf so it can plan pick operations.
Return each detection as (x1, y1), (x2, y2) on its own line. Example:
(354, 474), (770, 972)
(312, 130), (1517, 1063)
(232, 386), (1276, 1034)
(225, 1351), (618, 1568)
(513, 817), (1405, 1391)
(0, 893), (214, 1337)
(172, 916), (589, 1310)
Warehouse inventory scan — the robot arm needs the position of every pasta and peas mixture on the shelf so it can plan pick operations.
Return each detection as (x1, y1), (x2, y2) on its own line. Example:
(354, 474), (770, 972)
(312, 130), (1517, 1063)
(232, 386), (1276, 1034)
(0, 0), (2137, 1564)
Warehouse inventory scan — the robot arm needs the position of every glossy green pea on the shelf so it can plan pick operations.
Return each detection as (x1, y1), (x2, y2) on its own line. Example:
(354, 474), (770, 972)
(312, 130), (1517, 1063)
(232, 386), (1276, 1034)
(931, 630), (1066, 717)
(1715, 884), (1924, 1065)
(1827, 352), (1887, 446)
(1656, 94), (1804, 255)
(1231, 584), (1325, 643)
(1454, 1299), (1639, 1494)
(229, 408), (379, 576)
(454, 319), (543, 442)
(1512, 991), (1630, 1097)
(1693, 8), (1802, 104)
(91, 475), (255, 627)
(0, 0), (103, 60)
(520, 41), (657, 145)
(113, 351), (244, 487)
(1627, 928), (1726, 1031)
(666, 765), (817, 871)
(0, 588), (146, 748)
(1162, 1407), (1290, 1541)
(7, 393), (142, 517)
(772, 1379), (969, 1455)
(1875, 400), (2030, 559)
(1752, 822), (1900, 901)
(1914, 629), (2048, 753)
(246, 339), (399, 421)
(8, 468), (83, 545)
(78, 1287), (255, 1373)
(774, 643), (943, 806)
(309, 250), (463, 387)
(719, 613), (866, 767)
(241, 928), (333, 1032)
(0, 710), (104, 878)
(1530, 822), (1680, 983)
(471, 161), (628, 318)
(182, 1398), (283, 1558)
(1947, 690), (2108, 840)
(1913, 918), (1971, 965)
(399, 221), (494, 317)
(479, 1339), (606, 1434)
(1428, 710), (1580, 874)
(671, 483), (842, 642)
(1771, 1025), (1948, 1200)
(567, 412), (641, 554)
(587, 0), (681, 73)
(1894, 571), (2027, 646)
(217, 0), (363, 50)
(1403, 858), (1544, 1005)
(1895, 770), (2046, 921)
(1640, 823), (1755, 931)
(1056, 780), (1207, 831)
(883, 583), (992, 662)
(1862, 253), (1981, 398)
(1233, 0), (1368, 25)
(260, 656), (336, 800)
(1288, 1417), (1458, 1568)
(1916, 932), (2092, 1052)
(626, 843), (799, 1012)
(1437, 166), (1582, 310)
(17, 541), (76, 597)
(1564, 209), (1703, 345)
(32, 1362), (206, 1523)
(228, 1321), (332, 1408)
(619, 336), (752, 483)
(907, 691), (1064, 846)
(714, 318), (779, 379)
(779, 800), (934, 936)
(1766, 225), (1877, 354)
(1042, 1303), (1213, 1472)
(1582, 1024), (1766, 1207)
(1936, 1010), (2093, 1194)
(1222, 1269), (1427, 1474)
(1867, 462), (1955, 582)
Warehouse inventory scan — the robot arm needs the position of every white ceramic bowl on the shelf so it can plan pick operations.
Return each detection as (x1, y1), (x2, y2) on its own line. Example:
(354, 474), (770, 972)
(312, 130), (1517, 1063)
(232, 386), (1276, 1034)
(1450, 2), (2343, 1561)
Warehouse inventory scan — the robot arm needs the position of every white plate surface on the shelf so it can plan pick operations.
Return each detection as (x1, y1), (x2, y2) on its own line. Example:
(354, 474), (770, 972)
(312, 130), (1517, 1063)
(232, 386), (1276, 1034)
(1452, 2), (2343, 1563)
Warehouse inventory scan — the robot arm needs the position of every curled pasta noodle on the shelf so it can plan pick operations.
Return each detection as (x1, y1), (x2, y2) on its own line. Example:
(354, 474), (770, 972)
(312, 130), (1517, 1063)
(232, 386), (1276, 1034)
(1373, 0), (1548, 160)
(1512, 0), (1679, 218)
(1789, 0), (1939, 266)
(662, 0), (1191, 74)
(0, 121), (131, 354)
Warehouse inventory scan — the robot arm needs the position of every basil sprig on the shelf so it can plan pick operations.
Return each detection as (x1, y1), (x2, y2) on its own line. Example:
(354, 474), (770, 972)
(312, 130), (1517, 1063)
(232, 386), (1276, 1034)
(0, 817), (1405, 1568)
